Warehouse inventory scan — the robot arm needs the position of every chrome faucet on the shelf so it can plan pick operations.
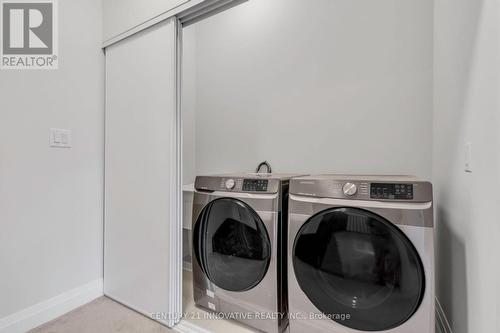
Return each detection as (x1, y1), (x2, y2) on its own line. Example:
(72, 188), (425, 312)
(256, 161), (272, 174)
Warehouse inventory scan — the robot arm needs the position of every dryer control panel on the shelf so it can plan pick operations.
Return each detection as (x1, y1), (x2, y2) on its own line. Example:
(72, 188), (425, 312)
(289, 175), (432, 203)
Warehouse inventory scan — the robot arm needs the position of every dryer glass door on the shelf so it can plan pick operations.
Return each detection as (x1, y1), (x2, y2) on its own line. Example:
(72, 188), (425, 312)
(293, 207), (425, 331)
(193, 198), (271, 291)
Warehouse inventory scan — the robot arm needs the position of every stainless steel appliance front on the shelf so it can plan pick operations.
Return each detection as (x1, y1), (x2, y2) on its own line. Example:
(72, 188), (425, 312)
(192, 173), (300, 333)
(287, 175), (435, 333)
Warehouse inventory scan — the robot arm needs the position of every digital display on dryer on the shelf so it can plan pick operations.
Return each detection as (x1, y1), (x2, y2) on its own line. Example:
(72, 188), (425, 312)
(243, 179), (268, 192)
(370, 183), (413, 200)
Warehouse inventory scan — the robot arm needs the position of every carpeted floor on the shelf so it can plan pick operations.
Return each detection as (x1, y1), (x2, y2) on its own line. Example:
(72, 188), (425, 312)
(29, 270), (256, 333)
(29, 297), (173, 333)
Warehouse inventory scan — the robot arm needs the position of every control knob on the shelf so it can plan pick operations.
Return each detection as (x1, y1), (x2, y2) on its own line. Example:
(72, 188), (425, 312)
(225, 179), (236, 190)
(343, 182), (358, 197)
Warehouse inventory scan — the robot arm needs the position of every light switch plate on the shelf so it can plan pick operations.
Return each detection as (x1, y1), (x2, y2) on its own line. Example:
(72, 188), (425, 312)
(50, 128), (72, 148)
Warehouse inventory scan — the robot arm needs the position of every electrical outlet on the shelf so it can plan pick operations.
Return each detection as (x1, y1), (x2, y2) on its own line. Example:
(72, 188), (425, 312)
(50, 128), (72, 148)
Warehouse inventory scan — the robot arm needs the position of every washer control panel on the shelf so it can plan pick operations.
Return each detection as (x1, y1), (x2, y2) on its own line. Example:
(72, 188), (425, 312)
(370, 183), (414, 200)
(196, 176), (281, 194)
(242, 179), (269, 192)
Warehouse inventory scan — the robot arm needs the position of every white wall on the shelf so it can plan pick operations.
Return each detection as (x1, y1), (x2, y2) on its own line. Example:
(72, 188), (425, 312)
(183, 0), (433, 180)
(434, 0), (500, 332)
(0, 0), (104, 326)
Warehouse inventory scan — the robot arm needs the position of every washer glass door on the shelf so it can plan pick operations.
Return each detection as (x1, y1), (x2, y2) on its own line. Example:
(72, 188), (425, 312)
(193, 198), (271, 291)
(293, 207), (425, 331)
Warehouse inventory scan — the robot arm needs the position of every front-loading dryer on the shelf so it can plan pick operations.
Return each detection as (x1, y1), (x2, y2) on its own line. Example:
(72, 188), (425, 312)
(192, 173), (303, 333)
(288, 175), (434, 333)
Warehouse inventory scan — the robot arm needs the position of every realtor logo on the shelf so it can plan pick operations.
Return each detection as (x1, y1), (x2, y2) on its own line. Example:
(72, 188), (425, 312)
(1, 0), (58, 69)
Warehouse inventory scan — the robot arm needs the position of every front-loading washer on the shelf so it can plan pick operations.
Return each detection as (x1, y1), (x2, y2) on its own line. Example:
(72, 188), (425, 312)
(192, 173), (303, 333)
(288, 175), (434, 333)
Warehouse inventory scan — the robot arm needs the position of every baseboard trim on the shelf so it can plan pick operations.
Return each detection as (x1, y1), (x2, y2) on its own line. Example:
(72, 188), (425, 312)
(435, 297), (453, 333)
(0, 278), (103, 333)
(174, 320), (213, 333)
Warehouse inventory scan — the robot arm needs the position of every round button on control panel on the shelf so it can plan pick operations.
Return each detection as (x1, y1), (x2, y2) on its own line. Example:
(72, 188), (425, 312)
(343, 182), (358, 197)
(225, 179), (236, 190)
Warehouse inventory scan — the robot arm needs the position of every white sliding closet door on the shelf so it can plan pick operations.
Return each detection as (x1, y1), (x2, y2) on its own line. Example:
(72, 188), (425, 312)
(104, 17), (181, 327)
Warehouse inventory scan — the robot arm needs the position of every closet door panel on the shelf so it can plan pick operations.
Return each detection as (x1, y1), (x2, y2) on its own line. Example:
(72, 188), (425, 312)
(104, 18), (181, 327)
